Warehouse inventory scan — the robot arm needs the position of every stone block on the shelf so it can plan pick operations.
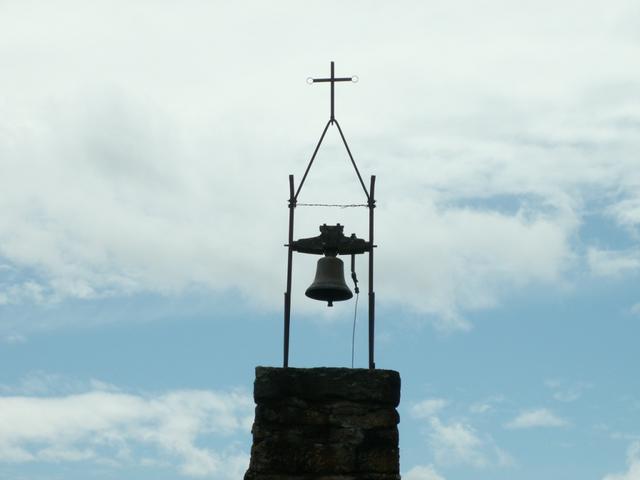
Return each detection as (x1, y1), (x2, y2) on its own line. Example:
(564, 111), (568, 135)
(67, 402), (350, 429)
(254, 367), (401, 406)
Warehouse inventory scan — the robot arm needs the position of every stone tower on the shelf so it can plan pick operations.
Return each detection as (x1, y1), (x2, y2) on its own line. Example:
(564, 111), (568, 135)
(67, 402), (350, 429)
(244, 366), (401, 480)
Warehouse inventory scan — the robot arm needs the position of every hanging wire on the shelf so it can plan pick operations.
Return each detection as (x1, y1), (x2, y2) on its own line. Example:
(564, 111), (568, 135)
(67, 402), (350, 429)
(351, 292), (359, 369)
(296, 203), (368, 208)
(350, 254), (360, 369)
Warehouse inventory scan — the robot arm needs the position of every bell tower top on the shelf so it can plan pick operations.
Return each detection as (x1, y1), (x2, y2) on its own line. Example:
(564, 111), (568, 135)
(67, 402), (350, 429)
(282, 62), (377, 370)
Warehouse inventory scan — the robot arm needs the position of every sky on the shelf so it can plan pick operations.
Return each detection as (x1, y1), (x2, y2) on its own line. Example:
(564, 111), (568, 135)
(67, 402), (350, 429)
(0, 1), (639, 479)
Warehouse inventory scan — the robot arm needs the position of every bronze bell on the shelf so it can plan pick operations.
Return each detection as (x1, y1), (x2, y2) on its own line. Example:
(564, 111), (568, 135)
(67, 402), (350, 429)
(305, 255), (353, 307)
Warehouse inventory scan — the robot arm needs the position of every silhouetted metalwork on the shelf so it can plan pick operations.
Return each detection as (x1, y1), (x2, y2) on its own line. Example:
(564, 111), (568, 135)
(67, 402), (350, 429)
(283, 61), (377, 369)
(292, 224), (369, 256)
(305, 256), (353, 307)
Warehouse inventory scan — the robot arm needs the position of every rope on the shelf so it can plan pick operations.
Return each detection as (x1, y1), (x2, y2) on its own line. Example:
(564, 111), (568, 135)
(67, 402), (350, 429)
(351, 292), (359, 369)
(296, 203), (368, 208)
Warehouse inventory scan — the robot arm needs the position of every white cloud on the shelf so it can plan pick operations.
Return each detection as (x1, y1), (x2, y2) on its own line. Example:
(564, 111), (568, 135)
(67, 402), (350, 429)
(0, 282), (47, 305)
(469, 396), (504, 414)
(610, 432), (640, 442)
(545, 379), (592, 402)
(0, 385), (252, 479)
(603, 442), (640, 480)
(404, 464), (446, 480)
(1, 334), (26, 344)
(588, 248), (640, 277)
(411, 396), (513, 469)
(0, 371), (117, 396)
(608, 197), (640, 232)
(629, 303), (640, 316)
(495, 447), (516, 468)
(381, 201), (576, 332)
(411, 398), (448, 419)
(505, 408), (568, 429)
(553, 390), (582, 402)
(0, 0), (639, 332)
(427, 417), (509, 468)
(428, 417), (486, 467)
(470, 403), (492, 414)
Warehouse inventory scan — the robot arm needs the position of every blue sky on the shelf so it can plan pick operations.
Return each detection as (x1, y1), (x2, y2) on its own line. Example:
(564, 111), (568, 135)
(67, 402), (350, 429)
(1, 1), (639, 479)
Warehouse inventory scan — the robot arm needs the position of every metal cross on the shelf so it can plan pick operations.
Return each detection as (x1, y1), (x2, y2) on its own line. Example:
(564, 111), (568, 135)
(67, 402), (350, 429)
(307, 61), (358, 124)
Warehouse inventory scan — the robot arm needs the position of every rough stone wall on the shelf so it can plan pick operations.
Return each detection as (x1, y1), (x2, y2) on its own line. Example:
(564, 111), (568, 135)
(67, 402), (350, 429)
(244, 367), (401, 480)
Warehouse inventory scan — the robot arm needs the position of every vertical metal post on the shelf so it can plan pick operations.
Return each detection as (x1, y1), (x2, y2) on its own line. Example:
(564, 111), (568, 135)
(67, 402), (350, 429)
(330, 61), (335, 123)
(284, 174), (295, 368)
(368, 175), (376, 369)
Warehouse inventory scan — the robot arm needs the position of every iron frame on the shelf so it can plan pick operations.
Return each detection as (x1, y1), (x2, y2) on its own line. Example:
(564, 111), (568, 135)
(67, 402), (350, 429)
(283, 61), (376, 369)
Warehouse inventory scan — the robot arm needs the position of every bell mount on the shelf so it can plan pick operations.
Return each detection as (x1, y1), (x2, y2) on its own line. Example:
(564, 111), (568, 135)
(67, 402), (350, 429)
(283, 61), (377, 370)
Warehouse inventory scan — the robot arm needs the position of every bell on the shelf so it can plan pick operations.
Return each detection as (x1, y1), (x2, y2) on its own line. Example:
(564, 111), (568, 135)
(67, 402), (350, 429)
(305, 255), (353, 307)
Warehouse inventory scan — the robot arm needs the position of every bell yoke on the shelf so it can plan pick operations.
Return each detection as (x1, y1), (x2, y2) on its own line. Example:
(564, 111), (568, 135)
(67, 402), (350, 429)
(282, 61), (377, 369)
